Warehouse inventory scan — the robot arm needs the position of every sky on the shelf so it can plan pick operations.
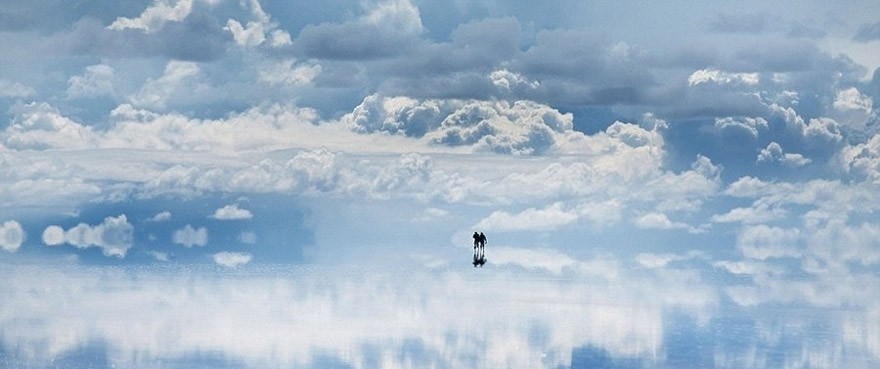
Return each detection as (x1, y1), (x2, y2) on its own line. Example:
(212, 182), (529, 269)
(1, 0), (880, 368)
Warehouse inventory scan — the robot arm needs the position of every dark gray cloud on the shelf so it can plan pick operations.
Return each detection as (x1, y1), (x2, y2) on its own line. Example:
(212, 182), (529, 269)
(514, 29), (655, 105)
(785, 21), (827, 39)
(0, 0), (142, 32)
(379, 17), (520, 76)
(56, 12), (231, 62)
(709, 12), (776, 34)
(731, 39), (822, 72)
(709, 12), (829, 40)
(853, 21), (880, 42)
(293, 22), (420, 60)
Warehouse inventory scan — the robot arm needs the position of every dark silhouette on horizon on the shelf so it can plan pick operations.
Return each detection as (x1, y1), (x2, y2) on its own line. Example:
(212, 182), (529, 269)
(472, 231), (487, 267)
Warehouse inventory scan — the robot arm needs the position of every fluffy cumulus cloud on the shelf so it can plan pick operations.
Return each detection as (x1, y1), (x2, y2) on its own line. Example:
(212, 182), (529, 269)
(212, 251), (253, 267)
(834, 87), (874, 114)
(128, 60), (201, 109)
(258, 59), (321, 86)
(0, 80), (36, 98)
(475, 203), (580, 232)
(147, 211), (172, 222)
(67, 64), (116, 99)
(224, 0), (291, 48)
(41, 225), (64, 245)
(107, 0), (198, 33)
(3, 102), (98, 150)
(0, 220), (26, 253)
(841, 133), (880, 182)
(757, 141), (811, 166)
(173, 224), (208, 247)
(210, 204), (253, 220)
(714, 116), (768, 137)
(688, 69), (760, 86)
(43, 215), (134, 257)
(343, 95), (575, 155)
(489, 69), (540, 91)
(633, 212), (705, 234)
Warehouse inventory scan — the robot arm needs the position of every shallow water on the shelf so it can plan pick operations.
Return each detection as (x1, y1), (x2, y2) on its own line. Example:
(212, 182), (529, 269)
(0, 262), (877, 369)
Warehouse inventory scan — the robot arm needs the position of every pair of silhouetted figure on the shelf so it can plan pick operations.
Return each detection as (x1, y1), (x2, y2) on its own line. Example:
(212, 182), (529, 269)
(472, 231), (486, 267)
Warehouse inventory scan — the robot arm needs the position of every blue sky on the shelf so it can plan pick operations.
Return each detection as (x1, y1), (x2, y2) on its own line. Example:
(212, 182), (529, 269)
(1, 0), (880, 368)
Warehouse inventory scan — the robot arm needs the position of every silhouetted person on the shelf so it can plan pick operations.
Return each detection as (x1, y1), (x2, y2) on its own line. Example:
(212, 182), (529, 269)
(478, 232), (486, 258)
(473, 232), (480, 253)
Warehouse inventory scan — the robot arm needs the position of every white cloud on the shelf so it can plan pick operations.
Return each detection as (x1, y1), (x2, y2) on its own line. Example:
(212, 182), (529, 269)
(128, 61), (200, 109)
(268, 29), (292, 47)
(633, 212), (705, 234)
(258, 59), (321, 86)
(833, 87), (873, 114)
(210, 204), (253, 220)
(841, 133), (880, 183)
(46, 215), (134, 257)
(67, 64), (115, 99)
(0, 80), (36, 98)
(172, 224), (207, 247)
(148, 250), (170, 261)
(225, 19), (267, 47)
(147, 211), (172, 222)
(489, 247), (620, 280)
(475, 203), (579, 232)
(0, 97), (716, 221)
(803, 117), (844, 142)
(489, 69), (539, 91)
(635, 250), (704, 268)
(0, 220), (25, 253)
(757, 141), (811, 167)
(806, 220), (880, 268)
(0, 263), (717, 369)
(736, 225), (800, 260)
(3, 102), (98, 150)
(239, 231), (257, 244)
(107, 0), (196, 32)
(712, 260), (783, 278)
(688, 69), (759, 86)
(41, 225), (64, 246)
(362, 0), (423, 34)
(714, 116), (768, 137)
(225, 0), (291, 47)
(343, 96), (576, 155)
(711, 202), (787, 224)
(212, 251), (253, 268)
(724, 176), (782, 197)
(768, 104), (843, 143)
(0, 150), (104, 210)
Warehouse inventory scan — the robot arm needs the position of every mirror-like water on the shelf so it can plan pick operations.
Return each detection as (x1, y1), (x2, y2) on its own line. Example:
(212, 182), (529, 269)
(1, 262), (877, 369)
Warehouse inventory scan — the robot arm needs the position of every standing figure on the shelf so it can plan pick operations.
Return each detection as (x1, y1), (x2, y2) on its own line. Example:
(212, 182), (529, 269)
(479, 232), (487, 258)
(473, 232), (480, 254)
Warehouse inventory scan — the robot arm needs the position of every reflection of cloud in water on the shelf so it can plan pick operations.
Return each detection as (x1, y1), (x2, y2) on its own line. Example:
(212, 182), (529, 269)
(0, 263), (711, 368)
(0, 262), (877, 368)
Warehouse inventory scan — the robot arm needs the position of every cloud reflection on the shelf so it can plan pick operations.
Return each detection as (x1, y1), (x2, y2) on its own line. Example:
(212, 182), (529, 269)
(0, 261), (877, 369)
